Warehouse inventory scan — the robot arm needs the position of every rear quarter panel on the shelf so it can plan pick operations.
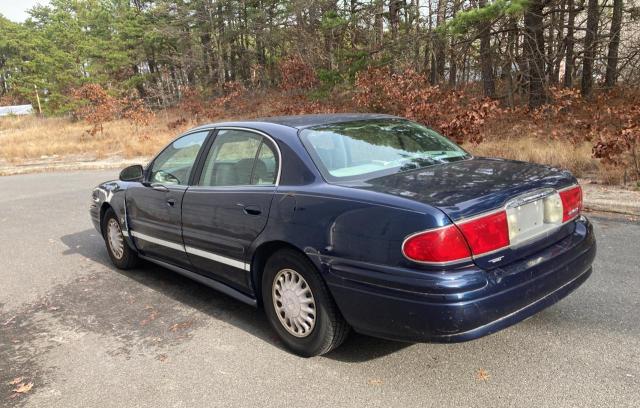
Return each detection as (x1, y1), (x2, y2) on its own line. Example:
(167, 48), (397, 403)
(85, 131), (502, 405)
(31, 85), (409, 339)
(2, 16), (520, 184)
(251, 183), (466, 273)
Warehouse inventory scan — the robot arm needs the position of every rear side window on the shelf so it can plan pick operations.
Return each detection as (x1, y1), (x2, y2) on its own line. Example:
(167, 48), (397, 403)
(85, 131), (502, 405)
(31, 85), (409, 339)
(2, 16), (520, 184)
(199, 129), (278, 187)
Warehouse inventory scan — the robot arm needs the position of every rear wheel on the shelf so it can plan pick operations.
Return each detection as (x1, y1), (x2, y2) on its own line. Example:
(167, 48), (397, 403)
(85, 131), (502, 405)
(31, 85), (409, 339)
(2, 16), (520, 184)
(102, 208), (139, 269)
(262, 249), (349, 357)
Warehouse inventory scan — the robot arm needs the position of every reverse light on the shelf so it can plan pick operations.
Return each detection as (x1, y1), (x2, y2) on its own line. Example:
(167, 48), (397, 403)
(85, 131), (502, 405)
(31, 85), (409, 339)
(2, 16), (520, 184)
(403, 185), (582, 265)
(559, 185), (583, 222)
(402, 225), (471, 264)
(543, 192), (563, 224)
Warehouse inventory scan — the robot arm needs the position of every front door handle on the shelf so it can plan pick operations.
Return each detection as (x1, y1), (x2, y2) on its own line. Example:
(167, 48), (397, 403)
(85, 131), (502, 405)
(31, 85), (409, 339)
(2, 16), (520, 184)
(237, 203), (261, 216)
(151, 183), (169, 192)
(166, 198), (176, 207)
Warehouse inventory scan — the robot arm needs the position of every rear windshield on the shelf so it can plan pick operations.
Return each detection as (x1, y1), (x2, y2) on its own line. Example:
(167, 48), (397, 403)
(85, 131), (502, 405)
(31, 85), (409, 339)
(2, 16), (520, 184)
(299, 119), (470, 181)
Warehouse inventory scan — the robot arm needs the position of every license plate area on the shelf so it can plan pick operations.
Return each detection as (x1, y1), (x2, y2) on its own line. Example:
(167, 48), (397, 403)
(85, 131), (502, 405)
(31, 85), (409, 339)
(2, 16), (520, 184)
(506, 192), (563, 247)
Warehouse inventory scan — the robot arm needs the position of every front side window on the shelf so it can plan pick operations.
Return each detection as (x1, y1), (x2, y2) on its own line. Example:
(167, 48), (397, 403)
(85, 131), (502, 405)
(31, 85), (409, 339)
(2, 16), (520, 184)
(299, 119), (470, 181)
(149, 131), (209, 185)
(199, 129), (278, 187)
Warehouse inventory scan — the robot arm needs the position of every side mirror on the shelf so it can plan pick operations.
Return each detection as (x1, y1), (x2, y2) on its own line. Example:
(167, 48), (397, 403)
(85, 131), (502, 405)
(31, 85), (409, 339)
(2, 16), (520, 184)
(119, 164), (144, 182)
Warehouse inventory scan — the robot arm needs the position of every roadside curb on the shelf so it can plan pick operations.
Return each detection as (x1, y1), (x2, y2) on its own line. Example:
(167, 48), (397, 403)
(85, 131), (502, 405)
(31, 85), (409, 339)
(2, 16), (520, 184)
(0, 157), (149, 177)
(580, 180), (640, 217)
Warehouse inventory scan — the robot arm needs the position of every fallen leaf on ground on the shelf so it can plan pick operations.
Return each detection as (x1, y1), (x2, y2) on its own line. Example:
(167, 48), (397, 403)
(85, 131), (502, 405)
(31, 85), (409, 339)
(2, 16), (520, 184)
(8, 377), (23, 385)
(13, 382), (33, 394)
(140, 306), (158, 326)
(156, 354), (168, 362)
(476, 369), (490, 381)
(2, 316), (16, 326)
(368, 378), (384, 386)
(169, 321), (193, 332)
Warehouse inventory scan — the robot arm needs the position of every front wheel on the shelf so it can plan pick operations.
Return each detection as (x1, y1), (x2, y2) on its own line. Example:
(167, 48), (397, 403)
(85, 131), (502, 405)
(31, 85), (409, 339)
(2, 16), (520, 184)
(102, 208), (139, 269)
(262, 249), (349, 357)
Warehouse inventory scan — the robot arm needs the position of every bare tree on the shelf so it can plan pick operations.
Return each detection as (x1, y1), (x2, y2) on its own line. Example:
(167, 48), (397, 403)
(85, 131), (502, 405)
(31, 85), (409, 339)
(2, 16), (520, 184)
(581, 0), (600, 97)
(524, 0), (547, 107)
(605, 0), (623, 87)
(478, 0), (496, 98)
(564, 0), (578, 87)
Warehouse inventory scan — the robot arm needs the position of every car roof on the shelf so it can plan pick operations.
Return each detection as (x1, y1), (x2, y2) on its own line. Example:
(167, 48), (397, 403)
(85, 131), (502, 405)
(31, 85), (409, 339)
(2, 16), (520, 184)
(191, 113), (401, 132)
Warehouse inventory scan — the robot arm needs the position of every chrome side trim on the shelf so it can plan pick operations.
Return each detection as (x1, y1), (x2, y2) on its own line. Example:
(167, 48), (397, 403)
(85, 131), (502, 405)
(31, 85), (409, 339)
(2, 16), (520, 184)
(131, 231), (185, 252)
(130, 231), (250, 271)
(215, 126), (283, 186)
(185, 246), (250, 271)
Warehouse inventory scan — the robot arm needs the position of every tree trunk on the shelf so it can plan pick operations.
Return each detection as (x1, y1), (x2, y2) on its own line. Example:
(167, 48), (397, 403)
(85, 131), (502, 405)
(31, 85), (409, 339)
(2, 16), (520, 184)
(389, 0), (400, 42)
(524, 0), (547, 108)
(478, 0), (495, 98)
(564, 0), (577, 87)
(552, 3), (565, 85)
(449, 0), (461, 87)
(434, 0), (447, 83)
(604, 0), (623, 88)
(524, 0), (546, 108)
(581, 0), (599, 97)
(374, 0), (384, 47)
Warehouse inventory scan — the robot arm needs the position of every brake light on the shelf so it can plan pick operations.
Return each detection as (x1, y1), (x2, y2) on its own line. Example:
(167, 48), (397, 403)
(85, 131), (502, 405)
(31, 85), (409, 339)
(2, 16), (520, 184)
(559, 185), (582, 222)
(402, 225), (471, 264)
(457, 211), (510, 255)
(403, 186), (581, 265)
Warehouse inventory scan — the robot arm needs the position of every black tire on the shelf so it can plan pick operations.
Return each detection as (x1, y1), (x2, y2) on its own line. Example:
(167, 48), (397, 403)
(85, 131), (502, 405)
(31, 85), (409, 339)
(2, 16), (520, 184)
(262, 249), (349, 357)
(102, 208), (139, 269)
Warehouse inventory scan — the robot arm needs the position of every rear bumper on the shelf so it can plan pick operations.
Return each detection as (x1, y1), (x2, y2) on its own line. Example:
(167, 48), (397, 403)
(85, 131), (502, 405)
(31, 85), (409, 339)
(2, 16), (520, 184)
(325, 216), (596, 343)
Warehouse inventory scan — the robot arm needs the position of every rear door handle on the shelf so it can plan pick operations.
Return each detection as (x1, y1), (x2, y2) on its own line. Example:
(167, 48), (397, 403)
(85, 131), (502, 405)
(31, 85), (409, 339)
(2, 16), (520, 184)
(237, 203), (261, 215)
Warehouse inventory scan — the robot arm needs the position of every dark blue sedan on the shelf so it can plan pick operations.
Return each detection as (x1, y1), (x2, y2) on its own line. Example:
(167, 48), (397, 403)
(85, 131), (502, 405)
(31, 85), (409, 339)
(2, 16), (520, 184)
(90, 114), (596, 356)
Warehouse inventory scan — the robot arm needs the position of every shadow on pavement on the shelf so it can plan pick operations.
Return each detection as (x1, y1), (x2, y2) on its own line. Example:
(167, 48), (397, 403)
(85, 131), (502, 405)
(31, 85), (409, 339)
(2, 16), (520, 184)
(59, 228), (408, 362)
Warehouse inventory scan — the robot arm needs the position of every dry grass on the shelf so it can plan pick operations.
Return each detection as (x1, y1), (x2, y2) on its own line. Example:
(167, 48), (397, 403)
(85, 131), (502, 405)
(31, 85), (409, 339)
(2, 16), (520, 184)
(0, 114), (180, 163)
(0, 110), (608, 182)
(464, 137), (599, 178)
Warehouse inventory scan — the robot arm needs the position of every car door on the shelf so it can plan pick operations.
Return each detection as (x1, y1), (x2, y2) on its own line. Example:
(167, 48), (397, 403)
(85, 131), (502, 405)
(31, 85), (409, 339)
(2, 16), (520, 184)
(181, 128), (280, 292)
(127, 130), (210, 268)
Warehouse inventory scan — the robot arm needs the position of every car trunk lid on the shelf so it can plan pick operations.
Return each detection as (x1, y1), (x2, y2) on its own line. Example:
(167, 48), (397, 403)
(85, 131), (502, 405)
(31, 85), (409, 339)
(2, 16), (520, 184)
(357, 157), (580, 269)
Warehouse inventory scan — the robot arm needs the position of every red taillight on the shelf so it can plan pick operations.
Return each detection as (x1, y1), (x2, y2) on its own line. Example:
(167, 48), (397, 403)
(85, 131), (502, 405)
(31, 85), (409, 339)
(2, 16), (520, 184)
(402, 225), (471, 264)
(559, 185), (582, 222)
(457, 211), (510, 255)
(403, 186), (581, 264)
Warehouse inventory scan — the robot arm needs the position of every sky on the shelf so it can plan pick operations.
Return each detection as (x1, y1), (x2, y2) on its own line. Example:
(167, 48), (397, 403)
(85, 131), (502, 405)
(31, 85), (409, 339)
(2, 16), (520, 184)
(0, 0), (49, 22)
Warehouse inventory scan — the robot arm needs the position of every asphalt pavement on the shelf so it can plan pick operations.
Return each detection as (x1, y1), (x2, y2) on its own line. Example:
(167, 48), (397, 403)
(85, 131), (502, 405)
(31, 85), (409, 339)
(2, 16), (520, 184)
(1, 170), (638, 407)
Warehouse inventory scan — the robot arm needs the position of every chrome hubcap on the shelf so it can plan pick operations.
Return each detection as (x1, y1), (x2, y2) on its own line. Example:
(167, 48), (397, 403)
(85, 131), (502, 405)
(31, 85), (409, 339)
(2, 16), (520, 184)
(107, 218), (124, 260)
(272, 269), (316, 338)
